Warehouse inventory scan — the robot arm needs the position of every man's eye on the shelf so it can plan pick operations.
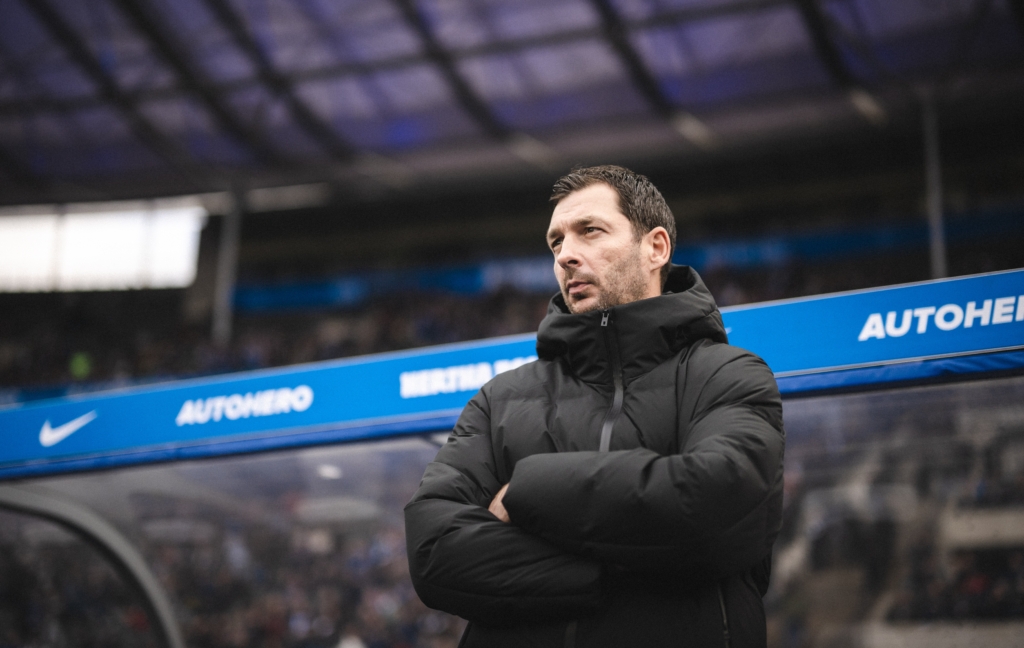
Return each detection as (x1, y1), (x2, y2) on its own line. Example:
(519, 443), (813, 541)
(585, 227), (599, 234)
(550, 238), (562, 250)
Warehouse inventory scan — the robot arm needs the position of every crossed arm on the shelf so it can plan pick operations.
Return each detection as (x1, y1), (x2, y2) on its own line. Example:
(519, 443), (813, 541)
(404, 351), (784, 624)
(404, 393), (605, 625)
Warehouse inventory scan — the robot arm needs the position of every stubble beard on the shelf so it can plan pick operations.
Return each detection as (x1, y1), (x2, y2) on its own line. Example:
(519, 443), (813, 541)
(562, 244), (649, 314)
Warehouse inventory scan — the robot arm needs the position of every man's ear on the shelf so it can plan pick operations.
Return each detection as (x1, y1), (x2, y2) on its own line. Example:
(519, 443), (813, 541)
(645, 226), (672, 272)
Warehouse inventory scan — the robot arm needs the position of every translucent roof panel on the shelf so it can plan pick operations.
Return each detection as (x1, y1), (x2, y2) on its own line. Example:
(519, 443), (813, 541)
(47, 0), (177, 93)
(456, 55), (533, 103)
(205, 0), (389, 75)
(510, 39), (626, 95)
(70, 105), (135, 145)
(139, 96), (210, 138)
(217, 0), (340, 74)
(608, 0), (759, 22)
(0, 1), (98, 101)
(633, 5), (829, 109)
(420, 0), (599, 52)
(296, 76), (382, 123)
(335, 106), (481, 151)
(299, 0), (422, 64)
(457, 35), (651, 129)
(656, 50), (830, 109)
(137, 96), (260, 166)
(223, 87), (325, 158)
(492, 82), (652, 131)
(0, 0), (1022, 200)
(149, 0), (257, 83)
(50, 107), (162, 176)
(662, 6), (813, 71)
(368, 63), (457, 114)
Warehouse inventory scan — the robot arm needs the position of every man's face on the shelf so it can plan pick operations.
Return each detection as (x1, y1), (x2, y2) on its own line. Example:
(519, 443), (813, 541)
(547, 183), (651, 314)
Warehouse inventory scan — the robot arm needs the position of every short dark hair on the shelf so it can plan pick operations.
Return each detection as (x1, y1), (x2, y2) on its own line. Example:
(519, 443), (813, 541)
(550, 165), (677, 285)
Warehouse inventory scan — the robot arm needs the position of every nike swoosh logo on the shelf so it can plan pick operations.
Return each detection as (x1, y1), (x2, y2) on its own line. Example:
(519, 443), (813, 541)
(39, 411), (98, 447)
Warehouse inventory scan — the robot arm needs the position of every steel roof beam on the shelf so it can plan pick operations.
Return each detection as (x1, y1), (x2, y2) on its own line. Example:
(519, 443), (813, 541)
(793, 0), (888, 123)
(197, 0), (355, 162)
(589, 0), (676, 119)
(21, 0), (210, 185)
(793, 0), (856, 87)
(0, 38), (138, 188)
(110, 0), (283, 165)
(464, 0), (788, 60)
(587, 0), (723, 148)
(392, 0), (510, 140)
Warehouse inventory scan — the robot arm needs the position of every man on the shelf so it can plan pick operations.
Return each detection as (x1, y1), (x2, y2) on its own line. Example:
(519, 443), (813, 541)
(405, 165), (785, 647)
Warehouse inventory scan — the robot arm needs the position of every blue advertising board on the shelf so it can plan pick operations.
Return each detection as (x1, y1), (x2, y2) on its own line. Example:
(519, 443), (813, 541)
(0, 337), (538, 479)
(726, 267), (1024, 376)
(1, 268), (1022, 479)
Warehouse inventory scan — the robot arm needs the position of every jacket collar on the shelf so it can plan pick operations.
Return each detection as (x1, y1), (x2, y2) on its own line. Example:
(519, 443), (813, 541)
(535, 265), (727, 385)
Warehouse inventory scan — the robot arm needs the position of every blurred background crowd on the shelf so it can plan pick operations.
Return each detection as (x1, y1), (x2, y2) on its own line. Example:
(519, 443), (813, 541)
(2, 211), (1021, 399)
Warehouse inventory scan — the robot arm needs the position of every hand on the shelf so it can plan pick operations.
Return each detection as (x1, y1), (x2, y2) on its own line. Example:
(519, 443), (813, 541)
(488, 484), (511, 523)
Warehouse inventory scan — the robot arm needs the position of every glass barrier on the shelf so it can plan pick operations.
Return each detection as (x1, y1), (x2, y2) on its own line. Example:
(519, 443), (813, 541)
(0, 508), (162, 648)
(3, 374), (1024, 648)
(771, 374), (1024, 647)
(4, 437), (464, 648)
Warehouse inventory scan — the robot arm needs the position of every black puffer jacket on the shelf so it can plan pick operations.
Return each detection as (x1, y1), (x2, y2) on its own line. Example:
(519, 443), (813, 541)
(405, 266), (785, 647)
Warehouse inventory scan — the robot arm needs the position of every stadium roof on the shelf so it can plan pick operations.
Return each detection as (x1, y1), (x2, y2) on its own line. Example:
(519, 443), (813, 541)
(0, 0), (1022, 205)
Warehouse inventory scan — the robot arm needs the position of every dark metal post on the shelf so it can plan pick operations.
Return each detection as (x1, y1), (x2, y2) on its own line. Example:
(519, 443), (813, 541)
(212, 190), (243, 347)
(922, 91), (947, 279)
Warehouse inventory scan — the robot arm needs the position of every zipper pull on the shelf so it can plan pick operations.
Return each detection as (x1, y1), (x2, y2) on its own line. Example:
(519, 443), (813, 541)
(600, 311), (610, 327)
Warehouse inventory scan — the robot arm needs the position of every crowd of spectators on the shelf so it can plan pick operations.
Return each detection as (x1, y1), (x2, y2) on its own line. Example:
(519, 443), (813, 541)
(966, 446), (1024, 508)
(889, 544), (1024, 621)
(161, 526), (464, 648)
(0, 503), (465, 648)
(969, 473), (1024, 507)
(0, 287), (551, 397)
(7, 235), (1017, 397)
(889, 433), (1024, 622)
(0, 511), (160, 648)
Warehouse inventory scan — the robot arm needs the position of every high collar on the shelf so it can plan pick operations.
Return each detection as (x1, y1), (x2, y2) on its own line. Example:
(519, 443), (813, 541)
(536, 265), (727, 385)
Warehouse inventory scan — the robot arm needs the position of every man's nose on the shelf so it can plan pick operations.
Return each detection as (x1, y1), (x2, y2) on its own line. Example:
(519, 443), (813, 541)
(555, 237), (581, 269)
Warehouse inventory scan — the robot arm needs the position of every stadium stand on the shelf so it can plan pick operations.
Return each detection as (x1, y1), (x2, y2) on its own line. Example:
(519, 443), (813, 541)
(2, 208), (1022, 403)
